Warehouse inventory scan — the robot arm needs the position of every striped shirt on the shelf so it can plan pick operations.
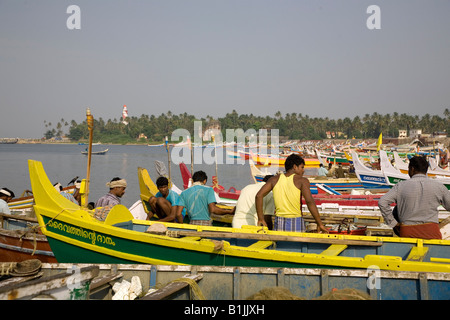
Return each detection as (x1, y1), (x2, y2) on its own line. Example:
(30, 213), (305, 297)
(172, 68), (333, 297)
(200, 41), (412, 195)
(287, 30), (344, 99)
(95, 192), (121, 208)
(378, 174), (450, 228)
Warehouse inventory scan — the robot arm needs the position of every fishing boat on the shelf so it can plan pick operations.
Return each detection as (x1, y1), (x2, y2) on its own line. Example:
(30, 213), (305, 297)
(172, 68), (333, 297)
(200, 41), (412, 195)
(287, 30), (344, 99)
(354, 150), (450, 190)
(27, 159), (450, 273)
(0, 263), (99, 300)
(249, 160), (363, 193)
(251, 152), (321, 168)
(78, 142), (101, 145)
(0, 138), (18, 144)
(18, 263), (450, 300)
(393, 151), (450, 178)
(351, 150), (392, 190)
(137, 167), (158, 215)
(178, 162), (240, 202)
(0, 212), (56, 263)
(81, 148), (109, 155)
(8, 185), (76, 210)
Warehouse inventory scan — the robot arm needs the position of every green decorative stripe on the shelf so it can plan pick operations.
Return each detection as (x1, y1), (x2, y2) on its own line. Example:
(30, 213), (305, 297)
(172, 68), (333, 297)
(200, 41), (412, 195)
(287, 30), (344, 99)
(387, 176), (405, 184)
(42, 216), (329, 268)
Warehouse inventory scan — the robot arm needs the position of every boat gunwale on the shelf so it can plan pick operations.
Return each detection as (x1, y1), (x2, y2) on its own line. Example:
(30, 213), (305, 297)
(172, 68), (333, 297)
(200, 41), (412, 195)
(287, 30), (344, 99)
(29, 159), (450, 272)
(35, 209), (450, 272)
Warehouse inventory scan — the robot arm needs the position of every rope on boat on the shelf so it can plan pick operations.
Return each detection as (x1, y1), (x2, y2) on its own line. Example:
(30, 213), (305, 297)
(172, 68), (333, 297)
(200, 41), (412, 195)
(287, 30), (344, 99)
(0, 262), (17, 276)
(18, 208), (78, 256)
(171, 277), (206, 300)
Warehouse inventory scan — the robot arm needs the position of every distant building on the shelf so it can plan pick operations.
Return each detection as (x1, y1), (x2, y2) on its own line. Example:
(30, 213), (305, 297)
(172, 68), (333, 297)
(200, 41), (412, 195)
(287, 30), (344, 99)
(433, 132), (447, 138)
(138, 133), (148, 140)
(203, 121), (221, 141)
(409, 129), (422, 138)
(398, 130), (407, 138)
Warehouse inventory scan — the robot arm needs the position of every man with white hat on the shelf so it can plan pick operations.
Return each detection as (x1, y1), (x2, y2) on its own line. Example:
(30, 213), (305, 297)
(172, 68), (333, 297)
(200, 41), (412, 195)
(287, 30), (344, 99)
(95, 177), (127, 208)
(0, 188), (15, 214)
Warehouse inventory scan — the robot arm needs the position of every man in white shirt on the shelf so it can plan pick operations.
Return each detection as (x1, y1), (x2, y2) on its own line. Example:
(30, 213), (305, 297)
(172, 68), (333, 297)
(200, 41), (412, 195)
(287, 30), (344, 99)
(0, 188), (15, 214)
(317, 164), (329, 177)
(232, 175), (275, 229)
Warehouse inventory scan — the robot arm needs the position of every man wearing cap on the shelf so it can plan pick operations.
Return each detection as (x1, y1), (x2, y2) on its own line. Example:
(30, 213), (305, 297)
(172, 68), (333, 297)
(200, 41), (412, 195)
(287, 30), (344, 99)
(95, 177), (127, 208)
(53, 182), (78, 204)
(0, 188), (15, 214)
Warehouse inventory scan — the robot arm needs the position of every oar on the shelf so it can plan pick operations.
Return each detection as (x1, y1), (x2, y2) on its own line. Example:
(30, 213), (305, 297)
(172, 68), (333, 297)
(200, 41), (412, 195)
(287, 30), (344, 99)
(165, 136), (171, 182)
(163, 230), (382, 247)
(82, 108), (94, 208)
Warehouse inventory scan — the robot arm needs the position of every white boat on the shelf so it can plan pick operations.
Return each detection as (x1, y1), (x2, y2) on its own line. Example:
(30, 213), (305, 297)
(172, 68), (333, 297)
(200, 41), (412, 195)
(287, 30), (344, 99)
(350, 151), (390, 190)
(393, 151), (450, 178)
(354, 150), (450, 190)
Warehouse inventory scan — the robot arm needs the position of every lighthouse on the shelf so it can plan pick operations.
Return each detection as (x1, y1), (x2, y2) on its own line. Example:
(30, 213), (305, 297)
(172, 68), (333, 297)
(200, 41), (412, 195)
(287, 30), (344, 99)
(122, 105), (128, 125)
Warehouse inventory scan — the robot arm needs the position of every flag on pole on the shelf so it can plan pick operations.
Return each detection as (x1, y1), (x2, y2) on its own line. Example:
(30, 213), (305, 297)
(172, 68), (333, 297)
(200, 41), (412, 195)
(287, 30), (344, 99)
(376, 133), (382, 152)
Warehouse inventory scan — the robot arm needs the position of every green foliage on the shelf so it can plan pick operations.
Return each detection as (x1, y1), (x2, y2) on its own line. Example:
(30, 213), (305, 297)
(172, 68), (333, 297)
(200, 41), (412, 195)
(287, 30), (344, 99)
(49, 109), (450, 143)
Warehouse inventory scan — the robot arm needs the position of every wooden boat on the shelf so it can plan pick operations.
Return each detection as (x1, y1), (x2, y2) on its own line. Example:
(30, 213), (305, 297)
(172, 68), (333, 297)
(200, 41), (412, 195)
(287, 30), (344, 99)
(0, 138), (18, 144)
(251, 152), (321, 168)
(137, 167), (158, 214)
(393, 151), (450, 178)
(354, 150), (450, 190)
(0, 213), (56, 263)
(25, 263), (450, 300)
(351, 150), (392, 190)
(249, 160), (364, 192)
(27, 159), (450, 273)
(178, 162), (240, 202)
(8, 186), (75, 210)
(81, 148), (109, 155)
(0, 263), (99, 300)
(78, 142), (101, 145)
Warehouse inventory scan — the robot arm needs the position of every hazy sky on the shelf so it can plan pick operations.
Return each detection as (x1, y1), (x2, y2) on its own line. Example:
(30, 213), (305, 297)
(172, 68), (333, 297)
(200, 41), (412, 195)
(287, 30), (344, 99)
(1, 0), (449, 138)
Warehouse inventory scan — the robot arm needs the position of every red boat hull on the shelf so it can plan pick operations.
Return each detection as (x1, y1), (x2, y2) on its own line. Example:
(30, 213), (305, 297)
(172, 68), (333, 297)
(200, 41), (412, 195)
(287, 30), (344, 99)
(0, 229), (56, 263)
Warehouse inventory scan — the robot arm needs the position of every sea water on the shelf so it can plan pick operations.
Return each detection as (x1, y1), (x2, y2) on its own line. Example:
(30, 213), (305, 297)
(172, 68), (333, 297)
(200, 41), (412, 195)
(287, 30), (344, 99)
(0, 143), (318, 208)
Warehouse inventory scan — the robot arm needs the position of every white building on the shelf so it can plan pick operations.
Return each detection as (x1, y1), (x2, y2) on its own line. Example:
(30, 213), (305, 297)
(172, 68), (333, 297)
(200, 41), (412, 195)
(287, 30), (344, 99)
(398, 130), (407, 138)
(409, 129), (422, 138)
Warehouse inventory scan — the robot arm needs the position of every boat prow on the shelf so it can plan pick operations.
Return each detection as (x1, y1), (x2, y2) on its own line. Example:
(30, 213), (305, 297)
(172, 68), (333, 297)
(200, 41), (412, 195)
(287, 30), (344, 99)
(28, 160), (82, 227)
(137, 167), (158, 211)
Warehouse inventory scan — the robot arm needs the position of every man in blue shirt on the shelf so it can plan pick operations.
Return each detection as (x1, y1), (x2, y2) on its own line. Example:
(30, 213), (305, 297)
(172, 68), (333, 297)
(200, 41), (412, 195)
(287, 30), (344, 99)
(180, 171), (235, 225)
(148, 176), (186, 223)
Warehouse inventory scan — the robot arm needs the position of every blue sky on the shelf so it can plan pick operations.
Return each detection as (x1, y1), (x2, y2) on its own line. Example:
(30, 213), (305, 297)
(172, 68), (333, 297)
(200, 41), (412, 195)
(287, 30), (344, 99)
(1, 0), (449, 138)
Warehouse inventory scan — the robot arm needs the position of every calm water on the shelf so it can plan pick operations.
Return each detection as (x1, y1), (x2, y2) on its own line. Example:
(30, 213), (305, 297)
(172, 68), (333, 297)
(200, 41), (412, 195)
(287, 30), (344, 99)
(0, 143), (262, 208)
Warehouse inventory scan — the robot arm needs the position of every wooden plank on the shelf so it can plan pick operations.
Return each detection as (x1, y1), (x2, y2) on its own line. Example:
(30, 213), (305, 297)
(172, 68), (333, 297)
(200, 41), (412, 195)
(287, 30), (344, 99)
(141, 274), (203, 300)
(247, 241), (274, 250)
(89, 272), (123, 293)
(406, 246), (429, 262)
(164, 230), (382, 247)
(0, 212), (38, 223)
(0, 272), (44, 289)
(320, 244), (348, 256)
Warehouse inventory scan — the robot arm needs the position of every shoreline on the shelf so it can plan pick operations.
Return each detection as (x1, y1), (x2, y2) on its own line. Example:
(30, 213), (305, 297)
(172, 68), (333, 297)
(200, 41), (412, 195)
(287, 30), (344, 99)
(6, 137), (450, 148)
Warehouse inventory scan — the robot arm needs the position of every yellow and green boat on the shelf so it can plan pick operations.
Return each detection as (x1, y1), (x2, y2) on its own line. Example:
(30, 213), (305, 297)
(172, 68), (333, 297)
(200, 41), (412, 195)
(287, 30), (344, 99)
(29, 159), (450, 273)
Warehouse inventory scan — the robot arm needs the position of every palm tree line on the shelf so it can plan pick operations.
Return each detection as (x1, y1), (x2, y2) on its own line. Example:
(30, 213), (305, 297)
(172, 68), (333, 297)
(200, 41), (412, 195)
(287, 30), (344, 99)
(44, 109), (450, 144)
